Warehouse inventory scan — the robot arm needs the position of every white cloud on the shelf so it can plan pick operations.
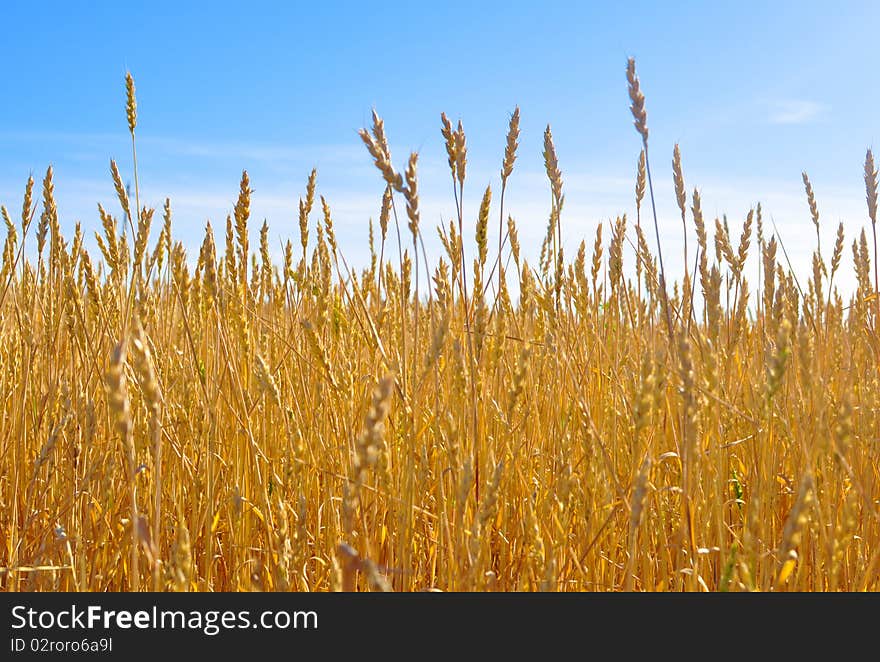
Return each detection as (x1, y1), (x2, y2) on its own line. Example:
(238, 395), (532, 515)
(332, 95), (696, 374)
(3, 131), (869, 299)
(768, 100), (827, 125)
(0, 131), (365, 170)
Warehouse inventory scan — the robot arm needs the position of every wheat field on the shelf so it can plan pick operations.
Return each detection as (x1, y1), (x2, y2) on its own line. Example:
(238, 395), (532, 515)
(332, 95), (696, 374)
(1, 60), (878, 592)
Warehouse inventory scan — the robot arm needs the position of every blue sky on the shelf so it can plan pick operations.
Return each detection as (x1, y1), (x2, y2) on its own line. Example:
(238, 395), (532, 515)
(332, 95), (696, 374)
(2, 1), (878, 293)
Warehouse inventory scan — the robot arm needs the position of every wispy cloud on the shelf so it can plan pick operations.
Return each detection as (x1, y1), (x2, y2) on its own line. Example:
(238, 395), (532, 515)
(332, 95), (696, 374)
(768, 100), (827, 125)
(0, 130), (365, 169)
(4, 172), (866, 299)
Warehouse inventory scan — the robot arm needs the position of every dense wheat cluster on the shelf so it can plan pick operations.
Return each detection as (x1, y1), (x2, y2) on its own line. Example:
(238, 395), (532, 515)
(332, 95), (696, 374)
(1, 61), (878, 592)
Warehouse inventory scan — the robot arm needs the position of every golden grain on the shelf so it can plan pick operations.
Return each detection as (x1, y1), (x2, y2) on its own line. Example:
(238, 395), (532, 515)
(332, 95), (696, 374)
(1, 64), (878, 595)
